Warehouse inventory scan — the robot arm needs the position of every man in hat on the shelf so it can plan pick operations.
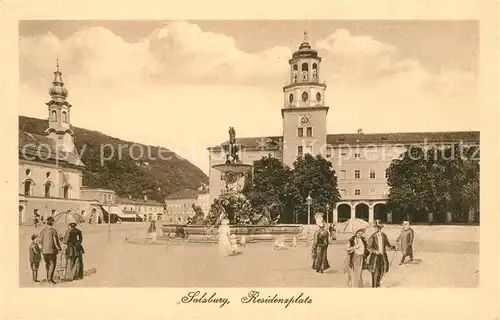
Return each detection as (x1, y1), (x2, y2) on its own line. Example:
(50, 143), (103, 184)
(37, 216), (62, 284)
(396, 221), (415, 265)
(366, 220), (396, 288)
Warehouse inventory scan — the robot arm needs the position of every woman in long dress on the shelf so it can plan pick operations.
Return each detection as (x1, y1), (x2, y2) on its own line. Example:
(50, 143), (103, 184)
(63, 222), (84, 281)
(148, 220), (157, 242)
(311, 220), (330, 273)
(218, 219), (233, 257)
(345, 228), (369, 287)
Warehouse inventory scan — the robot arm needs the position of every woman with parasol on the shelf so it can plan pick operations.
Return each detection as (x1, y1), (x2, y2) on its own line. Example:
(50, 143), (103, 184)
(345, 227), (369, 287)
(52, 211), (84, 281)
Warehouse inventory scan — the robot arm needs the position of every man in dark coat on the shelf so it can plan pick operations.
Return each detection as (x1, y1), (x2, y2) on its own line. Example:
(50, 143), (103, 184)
(37, 216), (62, 284)
(366, 220), (395, 288)
(396, 221), (415, 265)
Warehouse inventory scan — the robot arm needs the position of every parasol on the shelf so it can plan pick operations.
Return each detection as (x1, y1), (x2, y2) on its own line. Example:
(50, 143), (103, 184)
(53, 210), (83, 233)
(336, 218), (370, 234)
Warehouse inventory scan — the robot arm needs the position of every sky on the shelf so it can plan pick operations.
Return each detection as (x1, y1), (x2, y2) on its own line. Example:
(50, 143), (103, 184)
(19, 20), (479, 174)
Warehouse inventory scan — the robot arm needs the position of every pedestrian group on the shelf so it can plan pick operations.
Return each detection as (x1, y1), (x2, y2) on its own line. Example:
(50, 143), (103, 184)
(29, 216), (85, 285)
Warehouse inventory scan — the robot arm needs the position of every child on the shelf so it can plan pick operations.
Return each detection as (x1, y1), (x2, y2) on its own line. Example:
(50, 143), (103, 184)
(29, 234), (41, 283)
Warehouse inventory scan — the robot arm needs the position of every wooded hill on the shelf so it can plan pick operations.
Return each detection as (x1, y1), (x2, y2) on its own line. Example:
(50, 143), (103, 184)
(19, 115), (209, 203)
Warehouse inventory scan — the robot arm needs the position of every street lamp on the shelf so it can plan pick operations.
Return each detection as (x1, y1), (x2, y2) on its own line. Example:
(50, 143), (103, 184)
(326, 203), (330, 224)
(306, 193), (312, 225)
(106, 200), (112, 242)
(306, 193), (312, 246)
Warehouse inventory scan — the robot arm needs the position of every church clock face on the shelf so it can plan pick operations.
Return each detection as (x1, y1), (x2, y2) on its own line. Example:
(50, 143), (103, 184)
(302, 91), (308, 102)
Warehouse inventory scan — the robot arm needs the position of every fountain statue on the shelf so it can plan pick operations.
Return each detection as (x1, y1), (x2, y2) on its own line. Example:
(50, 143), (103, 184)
(212, 127), (253, 193)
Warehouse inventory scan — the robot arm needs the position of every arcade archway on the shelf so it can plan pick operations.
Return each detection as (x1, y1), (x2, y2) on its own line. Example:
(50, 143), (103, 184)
(355, 203), (369, 221)
(337, 204), (351, 222)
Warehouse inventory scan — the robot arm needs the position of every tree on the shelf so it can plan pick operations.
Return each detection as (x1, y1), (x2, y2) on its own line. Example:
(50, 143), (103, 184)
(287, 154), (341, 224)
(387, 144), (480, 223)
(242, 155), (292, 222)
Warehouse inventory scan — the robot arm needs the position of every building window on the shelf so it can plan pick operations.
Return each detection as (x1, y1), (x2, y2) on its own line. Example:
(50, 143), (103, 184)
(306, 127), (313, 137)
(340, 170), (346, 179)
(341, 152), (347, 156)
(354, 189), (361, 196)
(63, 185), (70, 199)
(51, 209), (57, 216)
(297, 128), (304, 137)
(34, 209), (39, 217)
(369, 189), (375, 194)
(24, 180), (32, 196)
(46, 172), (51, 178)
(51, 110), (57, 121)
(326, 153), (331, 158)
(44, 183), (52, 198)
(340, 189), (346, 196)
(297, 146), (303, 157)
(354, 153), (360, 159)
(62, 111), (68, 123)
(370, 170), (376, 179)
(354, 170), (361, 179)
(25, 169), (31, 176)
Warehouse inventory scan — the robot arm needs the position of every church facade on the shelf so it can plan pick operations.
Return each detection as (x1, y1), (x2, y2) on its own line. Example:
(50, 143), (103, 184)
(18, 63), (103, 224)
(207, 35), (480, 224)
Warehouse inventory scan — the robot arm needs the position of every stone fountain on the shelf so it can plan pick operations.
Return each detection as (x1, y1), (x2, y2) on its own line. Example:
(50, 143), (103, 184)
(160, 127), (302, 243)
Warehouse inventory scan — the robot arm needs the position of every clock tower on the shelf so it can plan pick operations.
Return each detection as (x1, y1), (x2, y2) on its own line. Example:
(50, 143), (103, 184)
(282, 32), (329, 167)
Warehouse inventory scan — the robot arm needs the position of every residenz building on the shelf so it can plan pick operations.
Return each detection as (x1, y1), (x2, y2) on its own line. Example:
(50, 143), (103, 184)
(207, 34), (479, 224)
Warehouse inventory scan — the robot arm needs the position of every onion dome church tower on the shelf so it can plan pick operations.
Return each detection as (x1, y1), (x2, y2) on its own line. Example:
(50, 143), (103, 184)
(44, 60), (76, 153)
(281, 32), (329, 167)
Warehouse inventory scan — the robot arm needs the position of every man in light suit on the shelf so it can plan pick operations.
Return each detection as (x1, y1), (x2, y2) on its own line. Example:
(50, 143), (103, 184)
(37, 216), (62, 284)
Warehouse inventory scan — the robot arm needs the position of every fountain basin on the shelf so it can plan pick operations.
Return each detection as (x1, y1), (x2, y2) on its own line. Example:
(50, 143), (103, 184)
(212, 163), (252, 174)
(161, 224), (303, 242)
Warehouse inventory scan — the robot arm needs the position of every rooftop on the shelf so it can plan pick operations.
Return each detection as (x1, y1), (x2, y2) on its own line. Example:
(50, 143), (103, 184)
(166, 189), (204, 200)
(19, 130), (85, 167)
(208, 131), (480, 150)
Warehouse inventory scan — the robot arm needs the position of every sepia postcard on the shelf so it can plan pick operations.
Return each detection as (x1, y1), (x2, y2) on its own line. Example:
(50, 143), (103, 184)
(0, 0), (498, 319)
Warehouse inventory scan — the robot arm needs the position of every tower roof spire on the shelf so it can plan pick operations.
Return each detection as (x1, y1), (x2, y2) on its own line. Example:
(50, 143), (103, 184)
(49, 58), (68, 99)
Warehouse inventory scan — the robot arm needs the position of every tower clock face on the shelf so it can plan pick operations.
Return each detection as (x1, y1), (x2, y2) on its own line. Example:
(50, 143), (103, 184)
(302, 92), (308, 102)
(300, 114), (311, 125)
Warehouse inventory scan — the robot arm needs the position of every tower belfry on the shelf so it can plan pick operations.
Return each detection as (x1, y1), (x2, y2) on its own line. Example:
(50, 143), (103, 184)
(44, 60), (76, 153)
(281, 32), (329, 167)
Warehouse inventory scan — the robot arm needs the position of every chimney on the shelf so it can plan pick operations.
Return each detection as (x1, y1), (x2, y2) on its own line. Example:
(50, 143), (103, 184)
(357, 128), (363, 135)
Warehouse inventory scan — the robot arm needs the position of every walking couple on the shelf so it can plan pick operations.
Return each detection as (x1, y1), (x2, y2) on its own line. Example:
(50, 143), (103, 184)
(345, 220), (396, 288)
